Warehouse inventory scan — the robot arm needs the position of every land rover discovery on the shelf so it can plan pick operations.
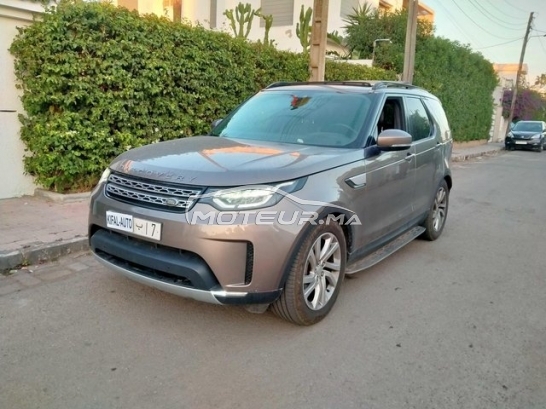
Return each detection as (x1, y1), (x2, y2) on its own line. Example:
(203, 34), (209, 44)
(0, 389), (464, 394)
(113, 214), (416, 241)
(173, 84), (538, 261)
(89, 81), (453, 325)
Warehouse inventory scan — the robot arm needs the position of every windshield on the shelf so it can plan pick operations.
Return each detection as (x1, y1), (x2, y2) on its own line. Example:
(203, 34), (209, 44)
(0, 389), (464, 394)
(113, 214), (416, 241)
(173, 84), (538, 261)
(211, 90), (374, 148)
(513, 122), (543, 132)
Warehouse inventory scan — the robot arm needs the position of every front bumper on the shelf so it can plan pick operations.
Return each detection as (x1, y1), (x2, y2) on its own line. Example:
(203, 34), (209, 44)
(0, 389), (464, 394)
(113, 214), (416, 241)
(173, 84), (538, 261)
(89, 183), (305, 305)
(90, 228), (281, 305)
(505, 138), (542, 148)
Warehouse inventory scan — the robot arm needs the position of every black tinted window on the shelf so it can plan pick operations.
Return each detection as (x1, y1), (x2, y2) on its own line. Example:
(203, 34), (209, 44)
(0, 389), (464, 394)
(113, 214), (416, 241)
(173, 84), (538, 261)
(211, 90), (373, 148)
(406, 97), (432, 141)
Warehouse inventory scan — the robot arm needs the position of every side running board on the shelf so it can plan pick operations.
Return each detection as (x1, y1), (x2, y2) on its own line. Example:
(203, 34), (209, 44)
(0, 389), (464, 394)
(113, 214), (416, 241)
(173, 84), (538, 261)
(345, 226), (425, 275)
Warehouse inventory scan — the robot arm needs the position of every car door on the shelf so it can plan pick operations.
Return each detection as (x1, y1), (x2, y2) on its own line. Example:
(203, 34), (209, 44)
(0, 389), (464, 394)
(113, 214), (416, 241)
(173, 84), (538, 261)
(404, 96), (438, 217)
(347, 95), (417, 249)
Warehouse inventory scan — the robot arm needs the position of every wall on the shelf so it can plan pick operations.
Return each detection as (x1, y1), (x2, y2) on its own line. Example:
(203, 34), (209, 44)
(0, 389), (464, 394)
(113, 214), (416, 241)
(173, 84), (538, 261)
(490, 85), (506, 142)
(0, 0), (41, 199)
(211, 0), (382, 53)
(119, 0), (406, 53)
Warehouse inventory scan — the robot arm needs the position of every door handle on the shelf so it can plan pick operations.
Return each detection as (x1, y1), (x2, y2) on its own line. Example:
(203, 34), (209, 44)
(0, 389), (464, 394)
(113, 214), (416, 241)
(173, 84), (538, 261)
(405, 153), (415, 161)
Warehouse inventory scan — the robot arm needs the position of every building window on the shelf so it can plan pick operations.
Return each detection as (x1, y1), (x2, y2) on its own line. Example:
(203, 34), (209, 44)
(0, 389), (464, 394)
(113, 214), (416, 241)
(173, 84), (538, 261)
(210, 0), (217, 28)
(340, 0), (359, 19)
(118, 0), (138, 11)
(260, 0), (294, 27)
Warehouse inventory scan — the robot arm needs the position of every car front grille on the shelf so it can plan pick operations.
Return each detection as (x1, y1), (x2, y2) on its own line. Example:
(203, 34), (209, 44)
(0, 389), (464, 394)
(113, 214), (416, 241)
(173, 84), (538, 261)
(105, 173), (203, 212)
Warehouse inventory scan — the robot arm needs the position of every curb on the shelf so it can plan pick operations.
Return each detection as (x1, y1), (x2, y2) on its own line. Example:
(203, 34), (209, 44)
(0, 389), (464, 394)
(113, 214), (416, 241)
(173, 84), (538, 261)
(34, 188), (91, 203)
(451, 147), (504, 162)
(0, 237), (89, 273)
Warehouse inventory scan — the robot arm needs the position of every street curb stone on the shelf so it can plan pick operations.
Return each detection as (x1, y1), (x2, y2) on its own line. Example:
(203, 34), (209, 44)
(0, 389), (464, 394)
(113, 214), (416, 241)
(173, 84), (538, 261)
(451, 147), (504, 162)
(0, 237), (88, 273)
(34, 188), (90, 203)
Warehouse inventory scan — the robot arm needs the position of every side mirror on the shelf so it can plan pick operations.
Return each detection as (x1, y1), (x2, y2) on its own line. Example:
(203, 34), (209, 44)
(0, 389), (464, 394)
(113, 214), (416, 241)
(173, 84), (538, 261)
(211, 118), (223, 129)
(377, 129), (412, 150)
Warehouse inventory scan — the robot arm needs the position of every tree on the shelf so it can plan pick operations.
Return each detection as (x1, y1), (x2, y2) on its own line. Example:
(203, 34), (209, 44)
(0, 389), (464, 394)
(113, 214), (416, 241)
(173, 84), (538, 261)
(535, 73), (546, 86)
(344, 4), (432, 72)
(502, 88), (546, 120)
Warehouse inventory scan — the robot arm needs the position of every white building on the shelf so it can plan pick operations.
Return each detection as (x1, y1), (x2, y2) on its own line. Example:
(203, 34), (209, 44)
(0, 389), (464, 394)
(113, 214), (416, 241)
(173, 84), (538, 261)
(0, 0), (43, 199)
(116, 0), (415, 53)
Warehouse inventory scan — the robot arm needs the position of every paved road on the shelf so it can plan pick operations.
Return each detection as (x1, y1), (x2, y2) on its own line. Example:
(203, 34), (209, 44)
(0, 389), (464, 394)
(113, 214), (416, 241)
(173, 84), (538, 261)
(1, 150), (545, 409)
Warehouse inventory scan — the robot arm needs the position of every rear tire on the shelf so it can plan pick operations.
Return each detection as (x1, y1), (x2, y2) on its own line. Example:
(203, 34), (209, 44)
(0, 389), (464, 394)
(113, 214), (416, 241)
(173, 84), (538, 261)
(271, 221), (346, 325)
(421, 180), (449, 241)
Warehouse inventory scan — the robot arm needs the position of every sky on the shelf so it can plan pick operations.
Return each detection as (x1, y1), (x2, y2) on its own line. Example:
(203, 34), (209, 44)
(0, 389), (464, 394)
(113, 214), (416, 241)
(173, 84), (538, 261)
(422, 0), (546, 83)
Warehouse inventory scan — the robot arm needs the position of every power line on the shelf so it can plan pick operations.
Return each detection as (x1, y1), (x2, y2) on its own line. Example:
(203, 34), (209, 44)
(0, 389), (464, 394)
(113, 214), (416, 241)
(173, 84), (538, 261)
(483, 0), (529, 22)
(428, 0), (477, 46)
(476, 37), (524, 50)
(499, 0), (531, 15)
(468, 0), (528, 30)
(539, 36), (546, 57)
(447, 0), (525, 40)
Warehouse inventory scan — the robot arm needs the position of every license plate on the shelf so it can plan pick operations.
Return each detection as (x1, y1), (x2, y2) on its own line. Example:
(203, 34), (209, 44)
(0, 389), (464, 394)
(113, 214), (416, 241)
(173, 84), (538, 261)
(515, 141), (527, 145)
(106, 211), (161, 241)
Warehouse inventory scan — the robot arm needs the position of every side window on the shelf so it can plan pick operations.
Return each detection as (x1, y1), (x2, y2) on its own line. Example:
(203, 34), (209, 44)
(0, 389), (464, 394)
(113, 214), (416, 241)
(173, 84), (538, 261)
(424, 98), (451, 141)
(405, 97), (432, 142)
(376, 96), (405, 135)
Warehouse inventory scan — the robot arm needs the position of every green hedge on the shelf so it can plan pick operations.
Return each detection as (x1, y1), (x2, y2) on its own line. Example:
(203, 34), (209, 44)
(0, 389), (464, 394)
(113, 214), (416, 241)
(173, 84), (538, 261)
(345, 7), (499, 142)
(10, 0), (394, 192)
(413, 37), (499, 142)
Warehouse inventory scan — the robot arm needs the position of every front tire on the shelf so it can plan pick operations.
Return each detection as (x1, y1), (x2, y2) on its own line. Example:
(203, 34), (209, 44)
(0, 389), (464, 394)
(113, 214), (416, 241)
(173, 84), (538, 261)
(421, 180), (449, 241)
(271, 221), (346, 325)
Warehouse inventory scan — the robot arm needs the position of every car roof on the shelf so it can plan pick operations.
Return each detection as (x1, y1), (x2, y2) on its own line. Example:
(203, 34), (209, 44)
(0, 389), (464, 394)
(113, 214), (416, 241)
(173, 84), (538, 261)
(264, 81), (434, 97)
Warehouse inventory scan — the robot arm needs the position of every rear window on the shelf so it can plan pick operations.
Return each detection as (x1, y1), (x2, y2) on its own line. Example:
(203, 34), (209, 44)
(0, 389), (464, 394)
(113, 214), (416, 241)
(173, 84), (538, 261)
(211, 90), (374, 148)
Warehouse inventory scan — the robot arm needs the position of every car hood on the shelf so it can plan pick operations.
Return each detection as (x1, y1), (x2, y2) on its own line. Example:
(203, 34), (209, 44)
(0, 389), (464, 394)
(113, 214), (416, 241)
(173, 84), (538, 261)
(511, 131), (541, 137)
(110, 136), (363, 186)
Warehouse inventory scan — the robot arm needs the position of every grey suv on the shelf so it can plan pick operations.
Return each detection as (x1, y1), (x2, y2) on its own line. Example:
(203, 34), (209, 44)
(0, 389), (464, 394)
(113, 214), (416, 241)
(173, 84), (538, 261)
(89, 81), (453, 325)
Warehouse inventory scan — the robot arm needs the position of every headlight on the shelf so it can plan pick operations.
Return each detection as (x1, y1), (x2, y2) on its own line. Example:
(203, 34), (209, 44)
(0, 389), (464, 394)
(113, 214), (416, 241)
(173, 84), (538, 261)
(531, 134), (541, 139)
(91, 168), (111, 196)
(203, 178), (306, 210)
(506, 132), (513, 138)
(98, 168), (111, 185)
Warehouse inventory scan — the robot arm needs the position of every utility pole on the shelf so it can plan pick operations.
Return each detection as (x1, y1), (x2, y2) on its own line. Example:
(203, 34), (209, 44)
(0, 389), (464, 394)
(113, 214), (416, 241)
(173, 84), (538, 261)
(506, 12), (534, 132)
(402, 0), (418, 83)
(309, 0), (329, 81)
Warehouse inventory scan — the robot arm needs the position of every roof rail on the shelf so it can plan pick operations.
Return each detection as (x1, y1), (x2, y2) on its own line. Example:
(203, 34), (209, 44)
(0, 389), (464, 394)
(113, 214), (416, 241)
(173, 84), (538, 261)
(370, 81), (420, 90)
(265, 80), (423, 91)
(265, 81), (374, 89)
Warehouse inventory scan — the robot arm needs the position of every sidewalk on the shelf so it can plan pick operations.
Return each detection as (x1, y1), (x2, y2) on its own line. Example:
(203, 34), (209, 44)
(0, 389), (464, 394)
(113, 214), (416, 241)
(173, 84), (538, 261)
(0, 142), (505, 272)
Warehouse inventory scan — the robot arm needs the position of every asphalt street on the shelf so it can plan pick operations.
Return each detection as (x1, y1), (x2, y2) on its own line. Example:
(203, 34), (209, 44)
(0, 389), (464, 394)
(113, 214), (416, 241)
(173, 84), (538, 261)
(1, 150), (545, 409)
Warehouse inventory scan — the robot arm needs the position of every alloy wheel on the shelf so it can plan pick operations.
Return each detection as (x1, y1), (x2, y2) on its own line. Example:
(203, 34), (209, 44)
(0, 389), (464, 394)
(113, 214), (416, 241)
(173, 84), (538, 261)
(302, 233), (342, 311)
(432, 186), (447, 231)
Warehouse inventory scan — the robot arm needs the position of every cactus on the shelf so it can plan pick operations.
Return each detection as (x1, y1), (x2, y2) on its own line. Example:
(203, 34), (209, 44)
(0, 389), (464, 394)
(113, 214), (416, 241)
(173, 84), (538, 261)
(223, 3), (261, 39)
(260, 13), (274, 46)
(296, 5), (312, 54)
